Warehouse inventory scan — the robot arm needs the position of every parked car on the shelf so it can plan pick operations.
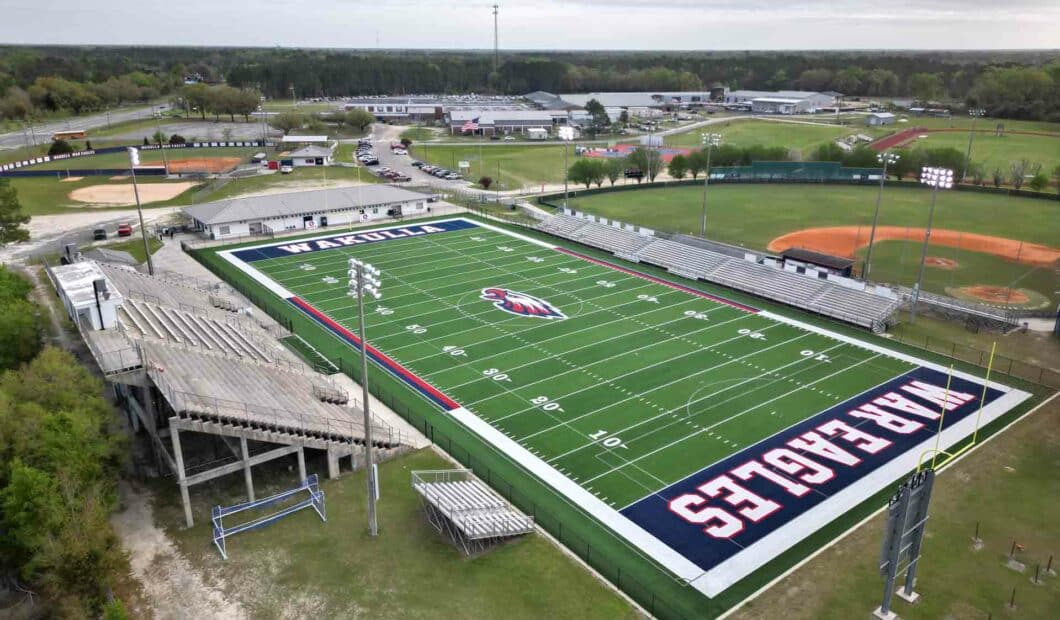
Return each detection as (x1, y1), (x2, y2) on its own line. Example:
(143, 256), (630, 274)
(503, 135), (516, 141)
(410, 160), (424, 168)
(116, 223), (133, 237)
(280, 165), (293, 174)
(92, 228), (107, 241)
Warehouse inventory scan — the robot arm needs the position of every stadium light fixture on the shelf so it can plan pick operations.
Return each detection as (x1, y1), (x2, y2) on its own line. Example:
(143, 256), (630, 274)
(910, 167), (953, 324)
(347, 257), (382, 536)
(699, 133), (722, 238)
(962, 107), (986, 182)
(863, 151), (900, 279)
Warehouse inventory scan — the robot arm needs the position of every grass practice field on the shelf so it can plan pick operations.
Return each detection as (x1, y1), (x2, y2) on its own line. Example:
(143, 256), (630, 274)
(901, 130), (1059, 176)
(664, 119), (885, 156)
(208, 216), (1030, 613)
(412, 144), (574, 189)
(564, 184), (1060, 304)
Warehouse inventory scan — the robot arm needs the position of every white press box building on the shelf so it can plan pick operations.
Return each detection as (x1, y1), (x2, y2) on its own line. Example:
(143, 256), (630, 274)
(183, 185), (434, 240)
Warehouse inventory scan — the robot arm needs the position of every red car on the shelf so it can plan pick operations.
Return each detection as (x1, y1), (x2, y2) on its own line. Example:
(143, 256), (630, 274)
(116, 223), (133, 237)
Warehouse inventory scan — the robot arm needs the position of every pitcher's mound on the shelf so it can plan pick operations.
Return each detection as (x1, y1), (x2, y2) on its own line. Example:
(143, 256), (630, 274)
(925, 257), (959, 270)
(68, 182), (199, 206)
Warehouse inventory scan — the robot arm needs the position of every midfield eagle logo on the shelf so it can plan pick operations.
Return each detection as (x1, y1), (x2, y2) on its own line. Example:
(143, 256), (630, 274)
(481, 288), (566, 320)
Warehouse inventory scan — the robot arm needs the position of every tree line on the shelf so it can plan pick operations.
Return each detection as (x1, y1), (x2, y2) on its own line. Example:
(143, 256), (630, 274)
(1, 47), (1059, 122)
(0, 264), (131, 617)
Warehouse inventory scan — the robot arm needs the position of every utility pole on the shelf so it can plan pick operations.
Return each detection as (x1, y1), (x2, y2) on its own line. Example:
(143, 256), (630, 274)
(127, 148), (155, 276)
(492, 4), (500, 74)
(347, 258), (382, 537)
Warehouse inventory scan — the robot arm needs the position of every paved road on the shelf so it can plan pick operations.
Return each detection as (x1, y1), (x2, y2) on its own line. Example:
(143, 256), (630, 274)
(104, 119), (281, 143)
(0, 103), (171, 151)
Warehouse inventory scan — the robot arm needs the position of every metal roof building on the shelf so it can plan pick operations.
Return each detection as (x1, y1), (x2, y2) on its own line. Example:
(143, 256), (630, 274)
(183, 186), (433, 240)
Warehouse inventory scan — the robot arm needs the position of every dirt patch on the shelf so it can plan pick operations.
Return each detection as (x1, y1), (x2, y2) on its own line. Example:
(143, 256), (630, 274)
(167, 157), (242, 174)
(925, 256), (959, 269)
(68, 181), (199, 206)
(954, 285), (1030, 305)
(59, 176), (84, 182)
(110, 481), (247, 619)
(769, 226), (1059, 267)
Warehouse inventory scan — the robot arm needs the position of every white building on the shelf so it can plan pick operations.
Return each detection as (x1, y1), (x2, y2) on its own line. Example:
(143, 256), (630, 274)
(526, 127), (549, 140)
(724, 90), (834, 113)
(51, 261), (124, 330)
(183, 186), (434, 240)
(866, 112), (897, 126)
(286, 145), (335, 167)
(750, 97), (803, 115)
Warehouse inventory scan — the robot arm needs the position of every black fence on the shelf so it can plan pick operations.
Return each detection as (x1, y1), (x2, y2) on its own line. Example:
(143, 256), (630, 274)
(889, 330), (1060, 390)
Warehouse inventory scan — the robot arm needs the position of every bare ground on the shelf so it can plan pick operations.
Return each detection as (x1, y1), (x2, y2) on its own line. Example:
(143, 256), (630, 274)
(110, 481), (248, 620)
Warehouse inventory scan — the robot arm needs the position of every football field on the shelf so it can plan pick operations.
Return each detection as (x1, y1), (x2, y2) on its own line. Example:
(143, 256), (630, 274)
(215, 217), (1030, 599)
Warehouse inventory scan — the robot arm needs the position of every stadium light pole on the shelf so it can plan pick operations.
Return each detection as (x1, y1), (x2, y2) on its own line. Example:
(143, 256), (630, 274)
(699, 132), (721, 237)
(348, 258), (382, 536)
(910, 167), (953, 324)
(962, 108), (984, 183)
(863, 151), (899, 280)
(558, 126), (575, 208)
(127, 147), (155, 276)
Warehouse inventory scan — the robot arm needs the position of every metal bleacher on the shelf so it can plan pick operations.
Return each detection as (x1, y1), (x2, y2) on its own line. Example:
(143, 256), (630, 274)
(537, 214), (898, 331)
(412, 469), (534, 555)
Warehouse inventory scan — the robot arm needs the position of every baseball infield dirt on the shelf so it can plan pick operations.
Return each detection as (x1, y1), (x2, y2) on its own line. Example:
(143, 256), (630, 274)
(166, 157), (242, 173)
(768, 226), (1059, 267)
(68, 182), (199, 206)
(955, 285), (1030, 305)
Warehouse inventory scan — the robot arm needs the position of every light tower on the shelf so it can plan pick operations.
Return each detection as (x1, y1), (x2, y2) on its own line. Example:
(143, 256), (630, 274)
(699, 133), (722, 237)
(492, 4), (500, 74)
(863, 151), (900, 279)
(962, 107), (985, 183)
(348, 257), (382, 536)
(910, 167), (953, 324)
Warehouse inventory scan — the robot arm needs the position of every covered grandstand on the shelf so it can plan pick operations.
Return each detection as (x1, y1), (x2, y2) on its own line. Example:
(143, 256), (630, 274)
(46, 259), (417, 527)
(535, 213), (899, 331)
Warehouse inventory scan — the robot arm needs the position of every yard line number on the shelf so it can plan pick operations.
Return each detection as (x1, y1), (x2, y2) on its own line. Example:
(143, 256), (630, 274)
(800, 349), (832, 362)
(442, 345), (467, 357)
(530, 395), (565, 413)
(589, 429), (628, 450)
(738, 328), (767, 340)
(483, 368), (511, 382)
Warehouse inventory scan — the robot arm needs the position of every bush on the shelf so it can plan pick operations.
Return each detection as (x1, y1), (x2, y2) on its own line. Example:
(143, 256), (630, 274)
(478, 176), (493, 190)
(47, 139), (73, 157)
(169, 134), (186, 145)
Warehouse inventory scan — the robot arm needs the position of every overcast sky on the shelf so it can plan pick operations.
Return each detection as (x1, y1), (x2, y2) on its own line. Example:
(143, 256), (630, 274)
(2, 1), (1058, 50)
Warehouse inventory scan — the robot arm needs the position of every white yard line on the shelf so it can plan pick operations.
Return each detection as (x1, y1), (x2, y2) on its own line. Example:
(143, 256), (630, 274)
(587, 352), (878, 487)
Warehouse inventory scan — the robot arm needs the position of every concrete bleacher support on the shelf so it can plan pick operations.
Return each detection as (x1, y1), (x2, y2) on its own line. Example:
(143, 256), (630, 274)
(169, 420), (194, 528)
(241, 437), (255, 503)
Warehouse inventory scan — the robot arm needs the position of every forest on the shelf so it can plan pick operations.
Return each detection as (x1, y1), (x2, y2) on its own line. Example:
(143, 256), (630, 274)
(0, 46), (1058, 121)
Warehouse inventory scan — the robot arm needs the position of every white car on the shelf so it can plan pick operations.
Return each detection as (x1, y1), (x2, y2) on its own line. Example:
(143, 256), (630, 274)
(503, 136), (516, 141)
(279, 165), (293, 174)
(393, 149), (408, 156)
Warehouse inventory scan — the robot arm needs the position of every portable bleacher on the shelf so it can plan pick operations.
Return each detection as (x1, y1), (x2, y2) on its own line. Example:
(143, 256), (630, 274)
(412, 469), (534, 555)
(212, 473), (326, 559)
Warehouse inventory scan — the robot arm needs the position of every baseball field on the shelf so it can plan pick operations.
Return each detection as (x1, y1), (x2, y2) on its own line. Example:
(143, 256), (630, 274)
(563, 184), (1060, 307)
